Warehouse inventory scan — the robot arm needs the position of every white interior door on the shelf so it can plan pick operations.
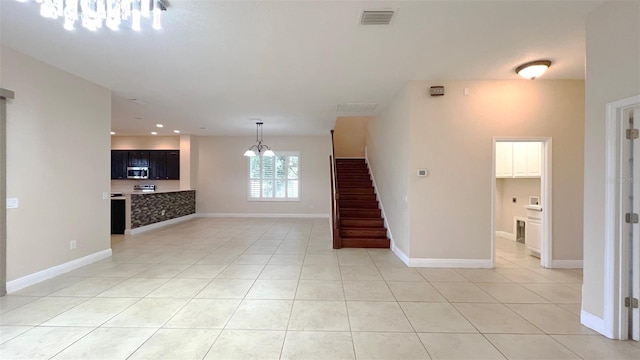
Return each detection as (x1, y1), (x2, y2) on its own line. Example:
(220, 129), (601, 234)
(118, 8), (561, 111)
(631, 107), (640, 341)
(624, 106), (640, 341)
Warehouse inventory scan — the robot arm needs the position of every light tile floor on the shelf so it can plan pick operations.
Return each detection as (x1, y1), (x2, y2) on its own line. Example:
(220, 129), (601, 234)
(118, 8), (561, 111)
(1, 218), (639, 359)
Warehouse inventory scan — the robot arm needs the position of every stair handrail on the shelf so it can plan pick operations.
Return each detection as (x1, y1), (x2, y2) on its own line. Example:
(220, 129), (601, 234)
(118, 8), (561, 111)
(330, 130), (341, 249)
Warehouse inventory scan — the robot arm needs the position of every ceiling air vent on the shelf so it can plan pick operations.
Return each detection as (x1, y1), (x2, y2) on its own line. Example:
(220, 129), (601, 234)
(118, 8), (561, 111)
(337, 103), (378, 113)
(360, 10), (395, 25)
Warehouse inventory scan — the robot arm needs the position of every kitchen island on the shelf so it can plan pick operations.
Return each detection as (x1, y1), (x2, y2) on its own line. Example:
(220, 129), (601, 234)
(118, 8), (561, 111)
(111, 190), (196, 234)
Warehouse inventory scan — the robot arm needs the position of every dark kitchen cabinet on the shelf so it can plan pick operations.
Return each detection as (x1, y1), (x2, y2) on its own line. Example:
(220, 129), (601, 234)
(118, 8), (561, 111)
(148, 150), (180, 180)
(111, 199), (126, 234)
(111, 150), (128, 179)
(111, 149), (179, 180)
(127, 151), (149, 167)
(166, 151), (180, 180)
(149, 150), (167, 180)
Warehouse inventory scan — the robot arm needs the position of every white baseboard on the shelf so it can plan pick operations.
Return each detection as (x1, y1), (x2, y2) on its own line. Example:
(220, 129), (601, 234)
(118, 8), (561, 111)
(495, 231), (515, 241)
(6, 249), (112, 293)
(408, 258), (493, 268)
(581, 310), (612, 338)
(551, 260), (584, 269)
(197, 213), (329, 219)
(391, 243), (410, 266)
(126, 214), (197, 235)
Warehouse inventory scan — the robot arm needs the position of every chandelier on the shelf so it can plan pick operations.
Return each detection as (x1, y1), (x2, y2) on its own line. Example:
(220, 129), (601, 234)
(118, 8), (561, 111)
(244, 122), (275, 157)
(16, 0), (168, 32)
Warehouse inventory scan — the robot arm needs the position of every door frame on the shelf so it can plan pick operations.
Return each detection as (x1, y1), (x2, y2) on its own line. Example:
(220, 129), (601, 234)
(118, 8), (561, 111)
(491, 137), (553, 268)
(603, 95), (640, 339)
(0, 88), (15, 297)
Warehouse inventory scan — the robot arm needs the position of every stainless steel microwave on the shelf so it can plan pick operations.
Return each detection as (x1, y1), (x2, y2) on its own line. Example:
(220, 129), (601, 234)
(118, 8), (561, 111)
(127, 167), (149, 179)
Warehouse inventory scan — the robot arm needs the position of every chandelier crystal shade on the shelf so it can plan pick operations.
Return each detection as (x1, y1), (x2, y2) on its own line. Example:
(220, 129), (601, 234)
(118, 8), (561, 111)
(244, 122), (275, 157)
(16, 0), (167, 32)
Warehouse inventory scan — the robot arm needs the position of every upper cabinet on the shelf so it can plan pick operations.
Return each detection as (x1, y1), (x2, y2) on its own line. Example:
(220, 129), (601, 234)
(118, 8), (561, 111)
(111, 150), (180, 180)
(165, 151), (180, 180)
(496, 142), (541, 178)
(495, 142), (514, 177)
(148, 150), (180, 180)
(111, 150), (128, 179)
(149, 151), (166, 180)
(127, 151), (150, 167)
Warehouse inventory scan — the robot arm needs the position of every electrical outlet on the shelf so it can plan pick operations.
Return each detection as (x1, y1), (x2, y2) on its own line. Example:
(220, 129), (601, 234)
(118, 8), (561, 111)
(512, 197), (517, 203)
(102, 192), (109, 200)
(70, 240), (77, 250)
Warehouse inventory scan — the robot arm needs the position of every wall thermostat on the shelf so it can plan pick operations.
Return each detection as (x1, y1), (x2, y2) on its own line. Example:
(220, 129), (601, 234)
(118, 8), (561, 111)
(429, 86), (445, 96)
(417, 169), (428, 177)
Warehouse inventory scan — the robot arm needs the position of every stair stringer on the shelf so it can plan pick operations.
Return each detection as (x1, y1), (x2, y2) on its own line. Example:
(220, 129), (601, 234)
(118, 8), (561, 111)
(362, 151), (402, 260)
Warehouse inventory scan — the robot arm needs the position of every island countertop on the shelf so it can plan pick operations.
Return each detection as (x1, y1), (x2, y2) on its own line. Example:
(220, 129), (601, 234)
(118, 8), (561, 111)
(111, 189), (194, 199)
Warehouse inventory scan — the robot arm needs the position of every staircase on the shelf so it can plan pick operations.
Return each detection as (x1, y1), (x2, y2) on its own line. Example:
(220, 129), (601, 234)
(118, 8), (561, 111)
(336, 158), (390, 248)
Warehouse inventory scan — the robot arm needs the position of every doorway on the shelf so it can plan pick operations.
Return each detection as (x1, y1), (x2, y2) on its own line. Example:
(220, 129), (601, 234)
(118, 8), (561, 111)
(0, 88), (15, 297)
(603, 95), (640, 340)
(492, 138), (552, 269)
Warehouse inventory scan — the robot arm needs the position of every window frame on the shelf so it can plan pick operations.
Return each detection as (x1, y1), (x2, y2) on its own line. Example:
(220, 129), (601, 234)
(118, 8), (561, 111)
(247, 151), (300, 202)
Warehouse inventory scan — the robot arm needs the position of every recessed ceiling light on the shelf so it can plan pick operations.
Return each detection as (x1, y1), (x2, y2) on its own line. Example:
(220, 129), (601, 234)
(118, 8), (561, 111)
(156, 124), (163, 128)
(151, 131), (158, 135)
(110, 131), (116, 135)
(515, 60), (552, 80)
(173, 130), (180, 133)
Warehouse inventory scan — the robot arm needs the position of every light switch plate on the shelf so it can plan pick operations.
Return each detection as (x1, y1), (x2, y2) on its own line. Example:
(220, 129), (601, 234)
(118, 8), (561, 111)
(6, 198), (18, 209)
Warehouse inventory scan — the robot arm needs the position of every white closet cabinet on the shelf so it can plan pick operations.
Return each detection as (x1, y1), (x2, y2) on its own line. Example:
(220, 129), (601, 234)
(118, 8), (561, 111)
(495, 142), (514, 177)
(496, 142), (541, 178)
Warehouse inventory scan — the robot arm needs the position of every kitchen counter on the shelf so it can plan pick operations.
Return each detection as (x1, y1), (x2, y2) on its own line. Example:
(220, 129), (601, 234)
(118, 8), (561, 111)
(112, 189), (192, 195)
(110, 190), (196, 234)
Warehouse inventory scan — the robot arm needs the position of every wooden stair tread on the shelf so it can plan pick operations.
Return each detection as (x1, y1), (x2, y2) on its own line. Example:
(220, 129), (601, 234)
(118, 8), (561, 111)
(334, 157), (388, 249)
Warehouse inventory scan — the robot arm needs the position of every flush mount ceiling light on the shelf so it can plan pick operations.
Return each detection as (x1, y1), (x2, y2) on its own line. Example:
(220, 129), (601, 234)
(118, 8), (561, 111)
(16, 0), (168, 32)
(243, 121), (275, 157)
(515, 60), (552, 80)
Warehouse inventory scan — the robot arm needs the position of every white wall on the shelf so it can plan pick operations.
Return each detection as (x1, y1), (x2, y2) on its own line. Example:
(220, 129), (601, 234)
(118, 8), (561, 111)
(583, 0), (640, 320)
(367, 85), (411, 255)
(195, 136), (330, 216)
(1, 47), (111, 282)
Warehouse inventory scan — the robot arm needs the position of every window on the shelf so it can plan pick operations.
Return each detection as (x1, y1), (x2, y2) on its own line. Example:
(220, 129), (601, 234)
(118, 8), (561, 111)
(249, 152), (299, 201)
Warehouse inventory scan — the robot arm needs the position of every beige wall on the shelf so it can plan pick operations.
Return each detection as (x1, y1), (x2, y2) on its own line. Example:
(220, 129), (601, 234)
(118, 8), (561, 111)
(111, 135), (179, 150)
(496, 178), (541, 233)
(179, 135), (197, 190)
(407, 80), (584, 261)
(334, 116), (370, 158)
(583, 1), (640, 319)
(367, 80), (584, 260)
(2, 47), (111, 281)
(194, 136), (331, 216)
(367, 86), (411, 255)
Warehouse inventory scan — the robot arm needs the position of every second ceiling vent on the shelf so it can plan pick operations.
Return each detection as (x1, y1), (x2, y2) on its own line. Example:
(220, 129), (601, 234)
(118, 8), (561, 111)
(360, 10), (395, 25)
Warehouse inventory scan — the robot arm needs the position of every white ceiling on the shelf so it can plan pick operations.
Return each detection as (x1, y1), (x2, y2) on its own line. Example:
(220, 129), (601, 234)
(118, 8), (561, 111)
(0, 0), (604, 136)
